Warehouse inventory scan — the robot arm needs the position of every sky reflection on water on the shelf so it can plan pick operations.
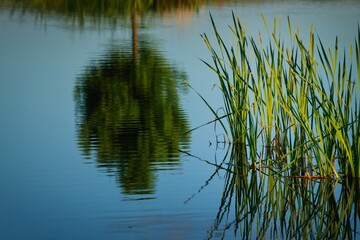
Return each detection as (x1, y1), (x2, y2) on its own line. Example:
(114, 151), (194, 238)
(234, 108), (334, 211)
(1, 0), (360, 239)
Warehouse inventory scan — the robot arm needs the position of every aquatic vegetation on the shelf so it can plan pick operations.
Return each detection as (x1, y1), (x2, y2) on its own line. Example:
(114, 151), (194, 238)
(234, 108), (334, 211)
(200, 13), (360, 178)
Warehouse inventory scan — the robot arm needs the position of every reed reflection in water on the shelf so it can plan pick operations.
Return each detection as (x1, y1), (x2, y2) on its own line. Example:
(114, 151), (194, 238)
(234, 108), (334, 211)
(74, 39), (190, 197)
(200, 147), (360, 239)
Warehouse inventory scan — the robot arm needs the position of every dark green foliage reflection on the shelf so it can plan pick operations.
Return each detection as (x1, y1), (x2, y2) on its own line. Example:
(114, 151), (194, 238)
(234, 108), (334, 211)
(74, 40), (190, 196)
(1, 0), (225, 27)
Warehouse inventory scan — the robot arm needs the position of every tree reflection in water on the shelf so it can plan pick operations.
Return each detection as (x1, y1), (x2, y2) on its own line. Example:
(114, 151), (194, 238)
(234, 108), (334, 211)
(74, 39), (190, 196)
(2, 0), (227, 25)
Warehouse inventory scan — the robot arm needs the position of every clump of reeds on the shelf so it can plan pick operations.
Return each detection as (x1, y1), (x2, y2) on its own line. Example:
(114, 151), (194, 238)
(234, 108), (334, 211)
(201, 13), (360, 178)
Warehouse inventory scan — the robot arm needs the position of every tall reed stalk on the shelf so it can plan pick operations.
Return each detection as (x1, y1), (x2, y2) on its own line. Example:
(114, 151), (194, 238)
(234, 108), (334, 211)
(201, 13), (360, 178)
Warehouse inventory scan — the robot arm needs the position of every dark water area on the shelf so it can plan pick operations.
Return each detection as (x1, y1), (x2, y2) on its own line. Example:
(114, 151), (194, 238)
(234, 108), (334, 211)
(1, 0), (360, 239)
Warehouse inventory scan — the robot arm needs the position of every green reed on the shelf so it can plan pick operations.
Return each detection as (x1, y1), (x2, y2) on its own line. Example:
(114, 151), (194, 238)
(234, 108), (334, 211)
(201, 13), (360, 178)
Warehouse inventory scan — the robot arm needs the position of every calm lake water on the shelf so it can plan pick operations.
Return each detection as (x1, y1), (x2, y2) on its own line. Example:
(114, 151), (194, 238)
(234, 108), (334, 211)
(1, 1), (360, 239)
